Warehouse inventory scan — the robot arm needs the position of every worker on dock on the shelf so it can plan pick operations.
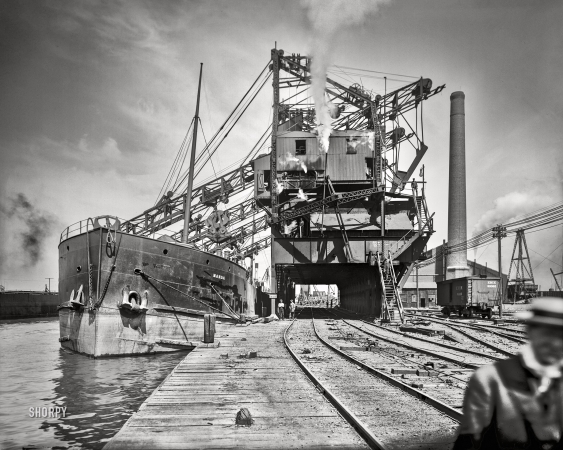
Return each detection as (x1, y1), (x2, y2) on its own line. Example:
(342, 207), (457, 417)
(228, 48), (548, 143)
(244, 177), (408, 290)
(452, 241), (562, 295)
(453, 297), (563, 450)
(277, 300), (285, 320)
(289, 300), (296, 320)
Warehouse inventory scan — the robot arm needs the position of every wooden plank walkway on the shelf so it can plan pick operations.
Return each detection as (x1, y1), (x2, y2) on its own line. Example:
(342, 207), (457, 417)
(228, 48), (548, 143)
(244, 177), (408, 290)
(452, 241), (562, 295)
(104, 320), (368, 449)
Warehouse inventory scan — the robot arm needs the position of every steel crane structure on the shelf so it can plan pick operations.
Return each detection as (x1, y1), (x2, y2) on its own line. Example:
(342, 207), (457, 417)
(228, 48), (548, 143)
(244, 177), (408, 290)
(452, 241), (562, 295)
(117, 48), (446, 320)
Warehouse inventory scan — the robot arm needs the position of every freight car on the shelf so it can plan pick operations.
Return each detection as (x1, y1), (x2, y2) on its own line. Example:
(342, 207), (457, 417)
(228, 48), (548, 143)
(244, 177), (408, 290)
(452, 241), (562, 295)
(437, 276), (500, 319)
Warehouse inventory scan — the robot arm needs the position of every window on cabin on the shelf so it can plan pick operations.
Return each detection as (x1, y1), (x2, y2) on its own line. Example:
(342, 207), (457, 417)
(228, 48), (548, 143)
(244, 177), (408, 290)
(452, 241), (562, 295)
(346, 138), (359, 154)
(295, 140), (306, 155)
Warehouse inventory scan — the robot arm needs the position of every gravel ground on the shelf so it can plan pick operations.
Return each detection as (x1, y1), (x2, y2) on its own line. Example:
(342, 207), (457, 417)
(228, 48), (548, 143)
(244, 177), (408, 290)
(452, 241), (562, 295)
(354, 320), (503, 364)
(315, 319), (472, 409)
(415, 316), (525, 355)
(286, 315), (458, 450)
(442, 324), (522, 354)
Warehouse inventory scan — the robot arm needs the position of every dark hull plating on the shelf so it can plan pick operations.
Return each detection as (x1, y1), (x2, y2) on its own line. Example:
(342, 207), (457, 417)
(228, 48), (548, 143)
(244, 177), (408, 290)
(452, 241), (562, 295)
(58, 228), (256, 357)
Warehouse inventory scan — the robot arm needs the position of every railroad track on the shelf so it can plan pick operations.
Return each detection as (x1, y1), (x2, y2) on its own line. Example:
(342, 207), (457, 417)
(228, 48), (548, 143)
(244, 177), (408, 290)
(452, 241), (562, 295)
(284, 308), (459, 450)
(337, 307), (510, 361)
(348, 319), (504, 364)
(405, 314), (524, 355)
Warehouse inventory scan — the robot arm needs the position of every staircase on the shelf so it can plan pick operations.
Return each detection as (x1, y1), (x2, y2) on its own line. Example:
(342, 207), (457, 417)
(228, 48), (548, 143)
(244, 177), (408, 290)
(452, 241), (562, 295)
(415, 195), (428, 225)
(383, 276), (402, 324)
(376, 252), (405, 324)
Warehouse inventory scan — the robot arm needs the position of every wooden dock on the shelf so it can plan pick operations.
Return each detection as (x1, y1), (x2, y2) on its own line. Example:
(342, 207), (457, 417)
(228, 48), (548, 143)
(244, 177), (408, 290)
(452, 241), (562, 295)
(105, 320), (368, 449)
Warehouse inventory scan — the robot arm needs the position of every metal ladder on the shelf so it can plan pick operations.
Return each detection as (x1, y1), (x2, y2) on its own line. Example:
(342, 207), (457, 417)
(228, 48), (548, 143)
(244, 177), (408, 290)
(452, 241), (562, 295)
(377, 252), (405, 323)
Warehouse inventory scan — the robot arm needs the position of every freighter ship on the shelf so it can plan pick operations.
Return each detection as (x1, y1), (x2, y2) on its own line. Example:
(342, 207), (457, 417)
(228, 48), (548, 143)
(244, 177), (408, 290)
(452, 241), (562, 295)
(57, 64), (260, 357)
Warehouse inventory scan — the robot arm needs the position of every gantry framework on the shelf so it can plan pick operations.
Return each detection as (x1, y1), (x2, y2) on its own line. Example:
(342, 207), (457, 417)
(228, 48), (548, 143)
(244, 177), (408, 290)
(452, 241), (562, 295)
(117, 48), (446, 266)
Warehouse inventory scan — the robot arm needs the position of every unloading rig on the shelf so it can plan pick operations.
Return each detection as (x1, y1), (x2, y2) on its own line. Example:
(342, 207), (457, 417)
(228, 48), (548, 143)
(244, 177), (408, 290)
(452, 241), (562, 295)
(256, 49), (445, 321)
(117, 48), (446, 322)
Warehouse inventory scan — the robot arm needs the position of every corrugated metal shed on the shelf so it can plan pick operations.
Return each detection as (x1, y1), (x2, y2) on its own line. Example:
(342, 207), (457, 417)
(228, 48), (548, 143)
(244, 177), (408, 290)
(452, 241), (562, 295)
(276, 131), (375, 181)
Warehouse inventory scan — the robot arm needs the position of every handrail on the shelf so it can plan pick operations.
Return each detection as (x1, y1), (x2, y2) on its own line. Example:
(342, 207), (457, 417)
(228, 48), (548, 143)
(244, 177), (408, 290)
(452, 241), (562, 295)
(388, 252), (405, 323)
(376, 251), (390, 321)
(59, 215), (176, 244)
(412, 192), (422, 232)
(390, 213), (434, 260)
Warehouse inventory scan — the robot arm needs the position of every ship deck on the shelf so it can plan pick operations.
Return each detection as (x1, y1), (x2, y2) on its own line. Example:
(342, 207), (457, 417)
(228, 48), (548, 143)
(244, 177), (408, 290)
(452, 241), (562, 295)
(104, 319), (366, 450)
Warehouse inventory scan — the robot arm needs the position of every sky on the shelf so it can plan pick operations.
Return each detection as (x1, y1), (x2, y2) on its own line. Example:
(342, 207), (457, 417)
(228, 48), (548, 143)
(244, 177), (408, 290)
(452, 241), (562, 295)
(0, 0), (562, 292)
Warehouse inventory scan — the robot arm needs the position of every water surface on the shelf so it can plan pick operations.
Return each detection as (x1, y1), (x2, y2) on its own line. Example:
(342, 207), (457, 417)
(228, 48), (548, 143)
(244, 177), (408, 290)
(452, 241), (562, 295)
(0, 317), (188, 449)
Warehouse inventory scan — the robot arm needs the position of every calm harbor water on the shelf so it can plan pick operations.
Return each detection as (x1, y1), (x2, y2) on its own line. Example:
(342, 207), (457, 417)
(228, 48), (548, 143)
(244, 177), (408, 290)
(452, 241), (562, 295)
(0, 317), (189, 449)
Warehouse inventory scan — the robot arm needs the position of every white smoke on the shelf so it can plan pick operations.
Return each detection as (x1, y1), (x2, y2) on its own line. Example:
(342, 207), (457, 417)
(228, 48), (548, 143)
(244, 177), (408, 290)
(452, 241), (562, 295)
(473, 191), (558, 235)
(284, 221), (297, 235)
(280, 152), (308, 173)
(301, 0), (390, 152)
(285, 152), (299, 163)
(297, 188), (309, 201)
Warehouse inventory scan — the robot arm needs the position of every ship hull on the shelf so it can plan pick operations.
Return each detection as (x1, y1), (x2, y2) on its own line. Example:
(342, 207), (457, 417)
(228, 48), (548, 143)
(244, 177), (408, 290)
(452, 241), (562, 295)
(58, 225), (255, 357)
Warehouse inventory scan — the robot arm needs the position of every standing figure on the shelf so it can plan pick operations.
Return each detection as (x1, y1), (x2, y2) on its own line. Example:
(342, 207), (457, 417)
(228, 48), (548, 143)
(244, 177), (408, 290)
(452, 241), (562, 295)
(383, 257), (391, 281)
(277, 300), (285, 320)
(453, 297), (563, 450)
(411, 178), (418, 196)
(289, 300), (296, 320)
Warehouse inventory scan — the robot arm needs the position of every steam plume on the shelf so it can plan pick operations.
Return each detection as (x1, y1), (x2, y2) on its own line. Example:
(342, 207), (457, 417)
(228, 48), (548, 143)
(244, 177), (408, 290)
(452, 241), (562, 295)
(297, 188), (309, 201)
(0, 193), (57, 265)
(473, 191), (556, 235)
(302, 0), (390, 152)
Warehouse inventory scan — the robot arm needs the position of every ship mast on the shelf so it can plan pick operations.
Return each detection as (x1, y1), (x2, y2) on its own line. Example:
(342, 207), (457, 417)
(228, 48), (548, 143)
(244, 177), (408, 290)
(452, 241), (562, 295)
(182, 63), (203, 243)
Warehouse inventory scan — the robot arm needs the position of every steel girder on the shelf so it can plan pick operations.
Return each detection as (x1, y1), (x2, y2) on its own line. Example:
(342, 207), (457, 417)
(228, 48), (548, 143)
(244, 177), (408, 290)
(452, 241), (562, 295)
(121, 163), (254, 238)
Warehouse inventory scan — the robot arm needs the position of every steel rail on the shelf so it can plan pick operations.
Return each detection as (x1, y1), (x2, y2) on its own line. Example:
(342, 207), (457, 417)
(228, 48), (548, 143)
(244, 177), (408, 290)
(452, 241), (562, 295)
(406, 315), (516, 357)
(335, 307), (502, 364)
(283, 316), (389, 450)
(473, 325), (527, 344)
(306, 312), (463, 422)
(441, 324), (516, 357)
(474, 322), (527, 335)
(341, 319), (496, 368)
(354, 319), (504, 361)
(407, 313), (527, 344)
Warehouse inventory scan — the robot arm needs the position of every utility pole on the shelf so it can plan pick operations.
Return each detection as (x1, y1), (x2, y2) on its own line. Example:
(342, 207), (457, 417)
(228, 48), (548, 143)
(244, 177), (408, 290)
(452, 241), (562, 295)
(492, 224), (507, 318)
(45, 277), (54, 293)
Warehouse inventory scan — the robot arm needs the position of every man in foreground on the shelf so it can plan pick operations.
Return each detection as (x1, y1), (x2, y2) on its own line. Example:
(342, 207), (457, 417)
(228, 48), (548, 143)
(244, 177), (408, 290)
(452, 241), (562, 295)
(453, 297), (563, 449)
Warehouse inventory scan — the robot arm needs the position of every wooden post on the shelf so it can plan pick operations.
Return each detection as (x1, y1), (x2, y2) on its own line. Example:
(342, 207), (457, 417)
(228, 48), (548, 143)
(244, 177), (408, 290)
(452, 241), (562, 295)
(204, 314), (215, 343)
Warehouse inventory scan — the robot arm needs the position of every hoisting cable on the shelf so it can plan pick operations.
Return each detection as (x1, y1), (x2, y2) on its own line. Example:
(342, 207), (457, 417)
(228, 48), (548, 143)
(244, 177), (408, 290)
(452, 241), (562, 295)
(133, 268), (240, 321)
(192, 72), (272, 181)
(199, 117), (217, 178)
(155, 119), (194, 205)
(172, 71), (271, 192)
(209, 283), (241, 320)
(192, 62), (270, 168)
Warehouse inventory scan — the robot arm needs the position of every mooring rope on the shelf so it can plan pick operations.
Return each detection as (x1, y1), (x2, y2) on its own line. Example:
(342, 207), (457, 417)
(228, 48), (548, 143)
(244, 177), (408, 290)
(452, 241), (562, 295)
(133, 268), (240, 321)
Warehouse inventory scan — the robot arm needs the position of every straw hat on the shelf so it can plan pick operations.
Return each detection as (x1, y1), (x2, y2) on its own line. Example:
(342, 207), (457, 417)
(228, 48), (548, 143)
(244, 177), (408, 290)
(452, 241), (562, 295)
(517, 297), (563, 328)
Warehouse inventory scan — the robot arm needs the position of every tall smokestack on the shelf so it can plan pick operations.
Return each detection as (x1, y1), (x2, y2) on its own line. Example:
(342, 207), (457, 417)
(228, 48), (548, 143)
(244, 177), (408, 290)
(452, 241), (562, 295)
(446, 91), (469, 279)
